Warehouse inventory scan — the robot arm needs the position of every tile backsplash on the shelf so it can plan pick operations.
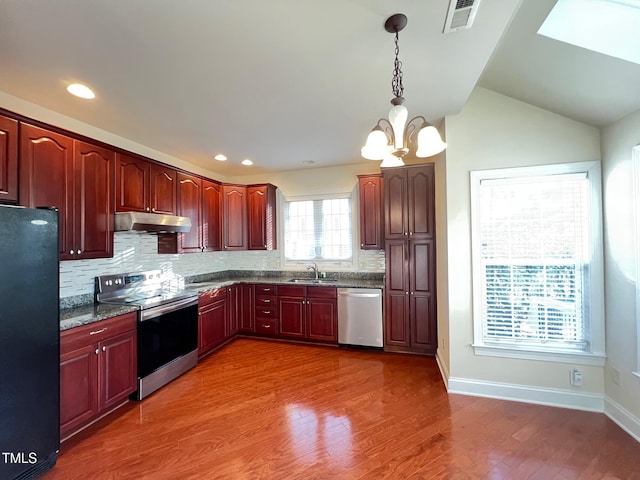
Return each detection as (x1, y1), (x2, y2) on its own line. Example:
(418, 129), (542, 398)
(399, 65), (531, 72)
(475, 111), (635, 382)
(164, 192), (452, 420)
(60, 232), (385, 299)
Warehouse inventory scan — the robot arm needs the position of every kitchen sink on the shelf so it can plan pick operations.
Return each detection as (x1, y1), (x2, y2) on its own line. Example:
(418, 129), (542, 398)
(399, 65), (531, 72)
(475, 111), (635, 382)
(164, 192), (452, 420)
(288, 278), (338, 284)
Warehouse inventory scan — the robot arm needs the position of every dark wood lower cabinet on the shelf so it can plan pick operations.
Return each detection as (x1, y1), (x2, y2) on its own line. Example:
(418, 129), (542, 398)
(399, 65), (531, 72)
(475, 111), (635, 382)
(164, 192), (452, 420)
(198, 288), (227, 357)
(60, 312), (137, 440)
(277, 286), (337, 343)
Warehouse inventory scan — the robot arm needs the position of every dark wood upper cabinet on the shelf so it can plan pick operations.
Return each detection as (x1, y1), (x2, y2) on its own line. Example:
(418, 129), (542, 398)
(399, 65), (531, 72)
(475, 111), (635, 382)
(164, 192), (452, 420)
(20, 124), (114, 260)
(202, 179), (222, 252)
(73, 141), (115, 259)
(116, 154), (176, 215)
(407, 167), (435, 239)
(176, 173), (202, 253)
(222, 184), (247, 251)
(358, 174), (384, 250)
(0, 114), (18, 203)
(247, 184), (277, 250)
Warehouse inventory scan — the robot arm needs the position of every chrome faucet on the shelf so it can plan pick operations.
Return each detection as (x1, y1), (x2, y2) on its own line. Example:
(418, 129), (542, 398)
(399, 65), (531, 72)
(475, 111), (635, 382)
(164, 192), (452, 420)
(307, 262), (319, 280)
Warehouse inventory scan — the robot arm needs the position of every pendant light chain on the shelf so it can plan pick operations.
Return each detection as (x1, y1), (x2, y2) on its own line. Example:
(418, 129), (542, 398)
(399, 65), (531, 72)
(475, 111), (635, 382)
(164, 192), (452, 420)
(391, 31), (404, 100)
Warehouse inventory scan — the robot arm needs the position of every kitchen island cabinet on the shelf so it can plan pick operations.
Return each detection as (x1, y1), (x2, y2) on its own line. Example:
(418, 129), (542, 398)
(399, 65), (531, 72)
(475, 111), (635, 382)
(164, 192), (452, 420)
(20, 124), (114, 260)
(60, 312), (137, 439)
(0, 114), (18, 203)
(116, 153), (177, 215)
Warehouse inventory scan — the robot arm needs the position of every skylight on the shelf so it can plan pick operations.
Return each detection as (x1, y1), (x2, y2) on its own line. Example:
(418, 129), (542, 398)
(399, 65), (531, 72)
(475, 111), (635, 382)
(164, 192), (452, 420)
(538, 0), (640, 65)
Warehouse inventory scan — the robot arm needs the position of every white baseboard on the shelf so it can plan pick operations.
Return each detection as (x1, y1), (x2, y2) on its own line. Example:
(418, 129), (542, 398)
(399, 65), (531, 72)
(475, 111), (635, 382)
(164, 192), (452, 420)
(605, 397), (640, 443)
(447, 376), (605, 412)
(435, 349), (449, 389)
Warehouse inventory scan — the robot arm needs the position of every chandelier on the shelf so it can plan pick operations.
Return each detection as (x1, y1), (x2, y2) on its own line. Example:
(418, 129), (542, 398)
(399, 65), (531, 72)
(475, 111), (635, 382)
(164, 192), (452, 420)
(361, 13), (447, 168)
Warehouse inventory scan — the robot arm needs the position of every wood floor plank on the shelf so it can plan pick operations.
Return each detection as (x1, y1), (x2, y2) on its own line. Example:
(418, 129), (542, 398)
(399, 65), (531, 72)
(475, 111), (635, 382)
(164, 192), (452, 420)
(41, 338), (640, 479)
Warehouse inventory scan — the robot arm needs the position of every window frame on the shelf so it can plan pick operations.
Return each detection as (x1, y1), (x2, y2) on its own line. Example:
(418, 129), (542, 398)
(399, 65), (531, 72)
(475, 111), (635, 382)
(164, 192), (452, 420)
(280, 192), (358, 270)
(470, 161), (606, 366)
(633, 145), (640, 380)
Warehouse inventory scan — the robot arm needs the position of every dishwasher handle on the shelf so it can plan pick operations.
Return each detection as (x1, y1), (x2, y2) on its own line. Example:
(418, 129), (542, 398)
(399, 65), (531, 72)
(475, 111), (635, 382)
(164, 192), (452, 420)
(338, 292), (381, 298)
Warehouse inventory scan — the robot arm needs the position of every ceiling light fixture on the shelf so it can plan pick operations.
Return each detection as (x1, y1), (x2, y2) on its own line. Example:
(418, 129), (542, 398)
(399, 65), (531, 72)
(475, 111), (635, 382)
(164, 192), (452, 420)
(241, 159), (253, 166)
(214, 154), (227, 161)
(361, 14), (446, 167)
(66, 83), (95, 99)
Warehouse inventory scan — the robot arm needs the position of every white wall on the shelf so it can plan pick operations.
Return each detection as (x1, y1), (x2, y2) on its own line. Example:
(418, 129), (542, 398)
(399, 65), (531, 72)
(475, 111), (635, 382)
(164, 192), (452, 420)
(600, 108), (640, 438)
(442, 87), (604, 409)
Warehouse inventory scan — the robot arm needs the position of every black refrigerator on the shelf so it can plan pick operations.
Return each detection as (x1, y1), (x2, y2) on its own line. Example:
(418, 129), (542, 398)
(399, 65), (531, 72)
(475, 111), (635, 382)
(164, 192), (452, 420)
(0, 205), (59, 479)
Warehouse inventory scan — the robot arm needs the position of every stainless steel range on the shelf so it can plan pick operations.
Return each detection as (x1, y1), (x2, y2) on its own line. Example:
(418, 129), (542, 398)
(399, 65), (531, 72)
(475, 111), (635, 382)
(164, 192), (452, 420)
(96, 270), (198, 400)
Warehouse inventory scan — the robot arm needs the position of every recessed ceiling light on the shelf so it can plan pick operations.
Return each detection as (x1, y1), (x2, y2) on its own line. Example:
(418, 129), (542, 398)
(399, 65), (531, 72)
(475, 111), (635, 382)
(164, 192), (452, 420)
(241, 159), (253, 166)
(66, 83), (95, 99)
(214, 154), (227, 161)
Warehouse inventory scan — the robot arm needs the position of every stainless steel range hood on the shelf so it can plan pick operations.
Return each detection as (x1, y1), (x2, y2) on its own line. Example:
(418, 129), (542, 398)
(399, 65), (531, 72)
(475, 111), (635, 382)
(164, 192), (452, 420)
(114, 212), (191, 233)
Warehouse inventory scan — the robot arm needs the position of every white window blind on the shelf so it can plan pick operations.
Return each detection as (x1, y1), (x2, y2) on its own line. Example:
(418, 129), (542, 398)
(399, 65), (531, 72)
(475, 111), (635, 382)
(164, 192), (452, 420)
(477, 172), (590, 351)
(284, 197), (352, 261)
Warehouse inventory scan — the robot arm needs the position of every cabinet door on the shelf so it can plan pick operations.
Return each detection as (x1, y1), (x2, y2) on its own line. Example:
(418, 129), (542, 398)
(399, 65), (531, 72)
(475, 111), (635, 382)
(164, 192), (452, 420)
(358, 175), (384, 250)
(0, 115), (18, 203)
(382, 169), (408, 239)
(239, 284), (255, 333)
(99, 330), (137, 411)
(198, 299), (227, 356)
(60, 344), (99, 438)
(279, 296), (306, 339)
(74, 141), (114, 259)
(247, 184), (276, 250)
(115, 154), (149, 213)
(409, 239), (437, 352)
(149, 163), (177, 215)
(222, 185), (247, 250)
(202, 180), (222, 251)
(226, 286), (239, 338)
(384, 239), (410, 347)
(407, 165), (435, 240)
(19, 124), (74, 258)
(307, 297), (337, 343)
(177, 173), (202, 252)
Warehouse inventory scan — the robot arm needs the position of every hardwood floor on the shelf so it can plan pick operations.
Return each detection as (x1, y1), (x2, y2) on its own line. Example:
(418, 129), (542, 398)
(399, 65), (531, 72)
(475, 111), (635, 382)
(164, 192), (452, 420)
(43, 338), (640, 479)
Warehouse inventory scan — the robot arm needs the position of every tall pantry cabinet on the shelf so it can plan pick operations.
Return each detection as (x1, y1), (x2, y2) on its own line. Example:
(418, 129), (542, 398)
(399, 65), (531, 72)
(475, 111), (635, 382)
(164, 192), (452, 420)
(382, 164), (437, 355)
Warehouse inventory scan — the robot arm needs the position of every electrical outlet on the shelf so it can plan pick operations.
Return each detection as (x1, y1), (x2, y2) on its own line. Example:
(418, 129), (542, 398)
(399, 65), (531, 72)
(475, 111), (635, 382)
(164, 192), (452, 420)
(611, 368), (621, 386)
(570, 368), (583, 386)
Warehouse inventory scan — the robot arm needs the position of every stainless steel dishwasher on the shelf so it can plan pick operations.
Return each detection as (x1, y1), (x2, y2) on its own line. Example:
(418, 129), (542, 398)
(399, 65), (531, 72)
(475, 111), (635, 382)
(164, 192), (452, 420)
(337, 288), (383, 347)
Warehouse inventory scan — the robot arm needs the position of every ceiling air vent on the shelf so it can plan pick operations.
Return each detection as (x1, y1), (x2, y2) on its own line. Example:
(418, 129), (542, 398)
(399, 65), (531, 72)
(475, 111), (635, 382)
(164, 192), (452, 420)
(443, 0), (482, 33)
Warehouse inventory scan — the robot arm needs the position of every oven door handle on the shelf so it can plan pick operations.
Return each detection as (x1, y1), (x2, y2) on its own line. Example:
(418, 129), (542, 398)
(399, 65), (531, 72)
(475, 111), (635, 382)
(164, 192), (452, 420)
(140, 296), (198, 322)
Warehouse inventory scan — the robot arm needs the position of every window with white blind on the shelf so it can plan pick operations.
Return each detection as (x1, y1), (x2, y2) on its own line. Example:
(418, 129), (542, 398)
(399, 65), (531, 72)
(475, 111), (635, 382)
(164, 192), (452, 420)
(284, 196), (353, 262)
(470, 162), (605, 363)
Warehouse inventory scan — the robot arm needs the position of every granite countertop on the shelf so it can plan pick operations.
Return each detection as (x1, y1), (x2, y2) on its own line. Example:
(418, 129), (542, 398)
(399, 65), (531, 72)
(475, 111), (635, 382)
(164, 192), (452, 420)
(60, 271), (384, 331)
(185, 276), (384, 293)
(60, 303), (138, 332)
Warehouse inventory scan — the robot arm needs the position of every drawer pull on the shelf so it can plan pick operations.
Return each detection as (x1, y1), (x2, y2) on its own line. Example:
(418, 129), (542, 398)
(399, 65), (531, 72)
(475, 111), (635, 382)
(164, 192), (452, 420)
(90, 328), (107, 335)
(262, 324), (271, 328)
(262, 299), (271, 303)
(263, 288), (271, 291)
(263, 310), (271, 314)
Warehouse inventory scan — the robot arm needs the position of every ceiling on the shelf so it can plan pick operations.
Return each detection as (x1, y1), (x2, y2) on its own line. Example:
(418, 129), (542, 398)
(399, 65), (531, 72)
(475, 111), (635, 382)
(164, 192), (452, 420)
(1, 1), (639, 177)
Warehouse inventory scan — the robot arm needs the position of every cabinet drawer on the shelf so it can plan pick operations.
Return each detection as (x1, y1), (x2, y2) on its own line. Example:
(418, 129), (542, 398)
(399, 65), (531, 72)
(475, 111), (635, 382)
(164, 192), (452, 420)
(278, 285), (305, 297)
(255, 318), (277, 336)
(255, 295), (277, 307)
(307, 286), (337, 299)
(61, 312), (137, 354)
(198, 288), (227, 308)
(254, 284), (277, 295)
(255, 306), (277, 318)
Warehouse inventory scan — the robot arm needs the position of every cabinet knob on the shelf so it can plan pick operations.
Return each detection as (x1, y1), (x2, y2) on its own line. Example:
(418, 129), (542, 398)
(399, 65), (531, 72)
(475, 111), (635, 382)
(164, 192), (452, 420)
(95, 348), (99, 355)
(152, 208), (156, 212)
(405, 292), (409, 295)
(102, 346), (106, 352)
(77, 249), (82, 254)
(69, 250), (75, 255)
(146, 207), (150, 212)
